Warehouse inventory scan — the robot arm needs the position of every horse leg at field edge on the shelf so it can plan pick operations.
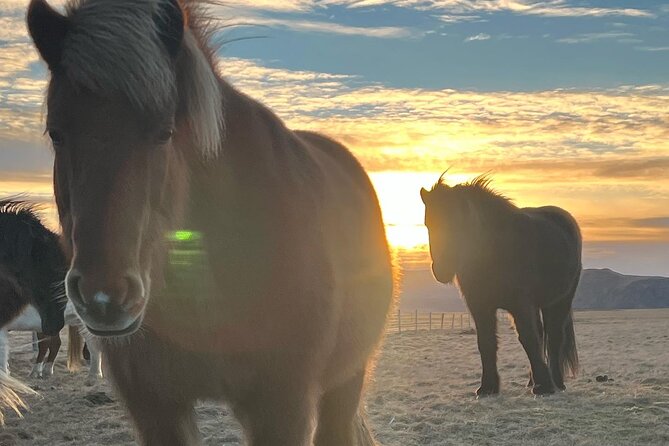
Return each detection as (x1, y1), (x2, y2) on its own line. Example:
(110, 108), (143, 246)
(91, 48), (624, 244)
(511, 304), (556, 395)
(469, 305), (500, 396)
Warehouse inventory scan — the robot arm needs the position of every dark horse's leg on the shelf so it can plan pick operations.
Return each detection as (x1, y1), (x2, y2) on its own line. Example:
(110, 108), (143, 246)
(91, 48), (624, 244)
(470, 306), (500, 396)
(542, 297), (574, 391)
(30, 333), (50, 378)
(526, 307), (543, 388)
(512, 306), (555, 395)
(43, 334), (62, 377)
(314, 370), (372, 446)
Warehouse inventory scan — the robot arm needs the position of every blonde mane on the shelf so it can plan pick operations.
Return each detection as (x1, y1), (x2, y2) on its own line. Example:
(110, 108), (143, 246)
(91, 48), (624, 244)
(60, 0), (223, 156)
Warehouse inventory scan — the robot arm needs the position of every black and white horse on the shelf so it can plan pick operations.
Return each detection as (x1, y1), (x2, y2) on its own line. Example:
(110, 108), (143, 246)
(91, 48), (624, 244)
(0, 199), (102, 383)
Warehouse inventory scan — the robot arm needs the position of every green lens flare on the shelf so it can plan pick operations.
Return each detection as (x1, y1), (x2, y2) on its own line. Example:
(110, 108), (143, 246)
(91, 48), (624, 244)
(175, 230), (193, 241)
(169, 230), (202, 242)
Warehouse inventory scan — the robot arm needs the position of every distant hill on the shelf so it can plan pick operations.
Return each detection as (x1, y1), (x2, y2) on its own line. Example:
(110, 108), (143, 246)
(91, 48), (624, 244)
(397, 267), (669, 311)
(574, 268), (669, 309)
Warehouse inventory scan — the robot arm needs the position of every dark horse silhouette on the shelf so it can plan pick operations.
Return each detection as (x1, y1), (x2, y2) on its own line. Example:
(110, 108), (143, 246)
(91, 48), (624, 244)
(27, 0), (394, 444)
(0, 199), (66, 336)
(0, 199), (66, 419)
(421, 175), (581, 396)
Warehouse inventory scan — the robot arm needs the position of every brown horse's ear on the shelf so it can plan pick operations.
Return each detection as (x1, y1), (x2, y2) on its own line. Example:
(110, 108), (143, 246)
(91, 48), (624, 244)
(156, 0), (185, 58)
(27, 0), (70, 70)
(420, 187), (429, 204)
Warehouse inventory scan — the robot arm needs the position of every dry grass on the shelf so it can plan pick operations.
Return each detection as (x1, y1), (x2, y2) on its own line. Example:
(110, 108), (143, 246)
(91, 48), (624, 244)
(1, 309), (668, 445)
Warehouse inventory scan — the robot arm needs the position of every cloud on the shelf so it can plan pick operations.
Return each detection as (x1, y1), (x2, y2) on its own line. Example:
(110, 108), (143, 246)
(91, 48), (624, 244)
(205, 0), (656, 20)
(232, 15), (417, 38)
(464, 33), (491, 42)
(325, 0), (655, 19)
(0, 6), (667, 244)
(436, 14), (483, 23)
(631, 217), (669, 228)
(636, 46), (669, 52)
(557, 31), (636, 44)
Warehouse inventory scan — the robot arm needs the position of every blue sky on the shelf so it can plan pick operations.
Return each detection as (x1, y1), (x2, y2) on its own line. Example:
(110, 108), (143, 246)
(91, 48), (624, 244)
(219, 0), (669, 90)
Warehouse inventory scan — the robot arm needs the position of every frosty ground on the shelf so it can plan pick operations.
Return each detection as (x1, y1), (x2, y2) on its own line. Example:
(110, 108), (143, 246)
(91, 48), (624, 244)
(2, 309), (668, 445)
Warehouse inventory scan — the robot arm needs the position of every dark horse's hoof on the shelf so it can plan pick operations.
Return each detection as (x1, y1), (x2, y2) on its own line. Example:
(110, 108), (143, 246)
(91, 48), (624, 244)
(531, 383), (556, 395)
(476, 386), (499, 397)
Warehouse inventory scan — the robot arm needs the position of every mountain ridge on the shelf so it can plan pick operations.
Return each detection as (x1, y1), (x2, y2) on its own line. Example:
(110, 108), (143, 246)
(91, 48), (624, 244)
(397, 267), (669, 312)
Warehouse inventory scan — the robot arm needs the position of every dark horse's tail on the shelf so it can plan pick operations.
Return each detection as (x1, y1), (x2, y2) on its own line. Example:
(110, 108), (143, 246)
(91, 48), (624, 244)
(561, 310), (579, 377)
(543, 306), (579, 378)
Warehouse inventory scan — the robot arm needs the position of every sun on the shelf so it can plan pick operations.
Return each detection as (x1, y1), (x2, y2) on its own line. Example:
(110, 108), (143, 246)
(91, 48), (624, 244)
(368, 170), (470, 250)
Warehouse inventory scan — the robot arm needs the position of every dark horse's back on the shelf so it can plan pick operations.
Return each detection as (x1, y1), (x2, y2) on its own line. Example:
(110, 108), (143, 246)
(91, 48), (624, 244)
(520, 205), (582, 307)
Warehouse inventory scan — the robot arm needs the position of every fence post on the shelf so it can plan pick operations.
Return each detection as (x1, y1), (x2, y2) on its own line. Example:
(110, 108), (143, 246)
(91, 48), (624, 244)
(415, 309), (418, 332)
(451, 313), (455, 329)
(441, 313), (445, 330)
(460, 313), (463, 329)
(397, 309), (401, 334)
(429, 312), (432, 331)
(468, 313), (471, 329)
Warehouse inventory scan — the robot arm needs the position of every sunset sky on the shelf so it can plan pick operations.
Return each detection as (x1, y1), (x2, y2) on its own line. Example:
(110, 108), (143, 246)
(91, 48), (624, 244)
(1, 0), (668, 275)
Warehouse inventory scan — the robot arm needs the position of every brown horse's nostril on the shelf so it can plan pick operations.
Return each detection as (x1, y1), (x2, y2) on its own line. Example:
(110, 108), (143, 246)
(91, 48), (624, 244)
(65, 269), (85, 306)
(65, 268), (146, 335)
(124, 274), (145, 309)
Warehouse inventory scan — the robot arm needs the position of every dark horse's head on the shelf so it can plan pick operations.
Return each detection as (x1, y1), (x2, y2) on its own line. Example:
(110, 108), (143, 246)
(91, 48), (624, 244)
(0, 199), (66, 335)
(420, 174), (496, 284)
(27, 0), (223, 336)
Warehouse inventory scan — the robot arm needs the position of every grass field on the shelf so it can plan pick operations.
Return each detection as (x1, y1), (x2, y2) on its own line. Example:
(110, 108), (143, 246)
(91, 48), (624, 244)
(1, 309), (668, 445)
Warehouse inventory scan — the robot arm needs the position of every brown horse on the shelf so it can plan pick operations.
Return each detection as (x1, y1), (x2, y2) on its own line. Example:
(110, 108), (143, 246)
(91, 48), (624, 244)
(421, 175), (581, 396)
(27, 0), (394, 444)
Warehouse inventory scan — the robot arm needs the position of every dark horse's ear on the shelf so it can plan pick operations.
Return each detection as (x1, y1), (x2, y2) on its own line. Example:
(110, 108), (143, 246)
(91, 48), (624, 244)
(27, 0), (70, 71)
(420, 187), (429, 204)
(156, 0), (185, 58)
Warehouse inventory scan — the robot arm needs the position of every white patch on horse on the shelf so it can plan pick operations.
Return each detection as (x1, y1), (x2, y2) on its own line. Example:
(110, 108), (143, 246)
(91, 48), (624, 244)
(64, 300), (78, 323)
(0, 330), (9, 375)
(93, 292), (111, 305)
(29, 362), (44, 379)
(5, 305), (42, 332)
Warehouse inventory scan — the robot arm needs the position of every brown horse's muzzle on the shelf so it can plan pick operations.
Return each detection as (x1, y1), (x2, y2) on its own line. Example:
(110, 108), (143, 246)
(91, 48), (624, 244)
(66, 268), (147, 336)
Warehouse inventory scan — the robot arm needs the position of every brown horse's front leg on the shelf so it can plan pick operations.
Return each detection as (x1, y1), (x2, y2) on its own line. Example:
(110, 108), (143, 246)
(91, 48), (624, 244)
(233, 377), (318, 446)
(470, 306), (499, 396)
(104, 340), (200, 446)
(114, 378), (199, 446)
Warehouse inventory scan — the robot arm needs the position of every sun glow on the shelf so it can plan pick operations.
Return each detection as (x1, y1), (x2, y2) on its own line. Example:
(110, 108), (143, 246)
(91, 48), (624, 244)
(369, 171), (460, 250)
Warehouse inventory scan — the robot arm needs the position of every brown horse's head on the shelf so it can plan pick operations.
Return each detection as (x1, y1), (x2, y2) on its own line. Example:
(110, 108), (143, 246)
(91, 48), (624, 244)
(27, 0), (222, 336)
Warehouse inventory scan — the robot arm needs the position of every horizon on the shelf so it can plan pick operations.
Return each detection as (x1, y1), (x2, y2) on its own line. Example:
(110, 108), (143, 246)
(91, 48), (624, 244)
(1, 0), (668, 276)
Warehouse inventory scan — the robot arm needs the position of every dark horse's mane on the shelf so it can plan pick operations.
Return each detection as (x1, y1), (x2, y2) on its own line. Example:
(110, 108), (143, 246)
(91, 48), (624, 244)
(0, 198), (59, 260)
(429, 174), (517, 218)
(0, 198), (43, 222)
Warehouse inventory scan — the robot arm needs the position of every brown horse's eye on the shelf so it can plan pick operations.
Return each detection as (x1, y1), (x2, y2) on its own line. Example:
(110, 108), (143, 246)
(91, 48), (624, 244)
(157, 129), (174, 144)
(48, 130), (64, 148)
